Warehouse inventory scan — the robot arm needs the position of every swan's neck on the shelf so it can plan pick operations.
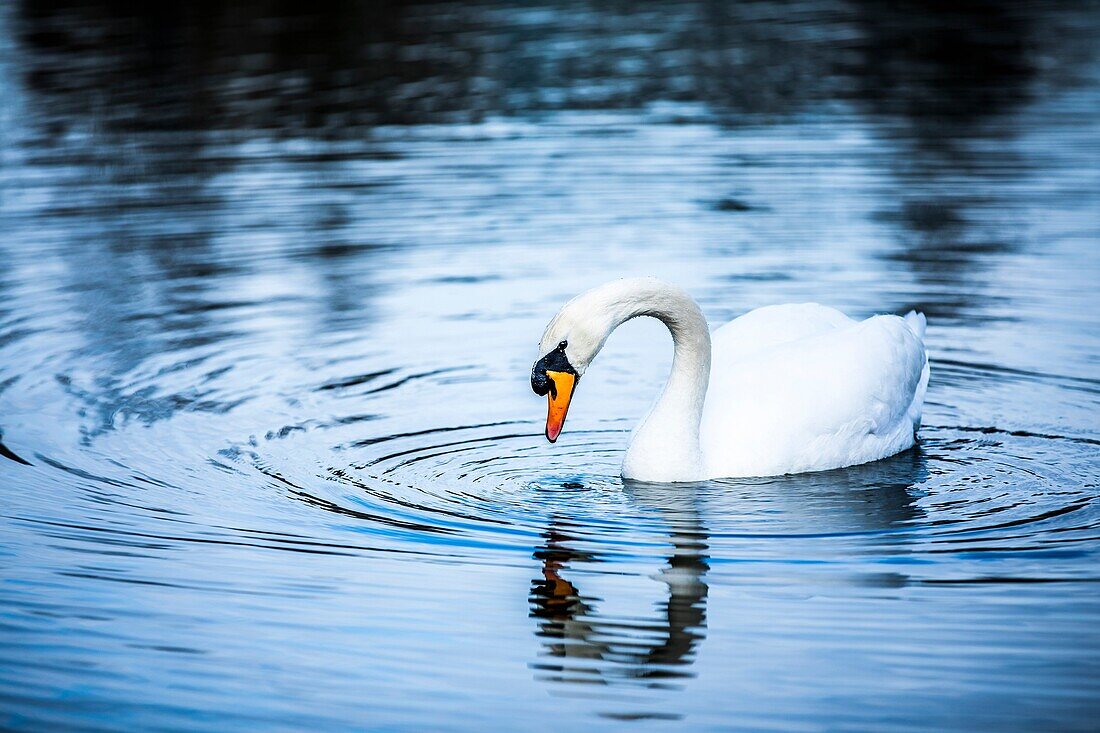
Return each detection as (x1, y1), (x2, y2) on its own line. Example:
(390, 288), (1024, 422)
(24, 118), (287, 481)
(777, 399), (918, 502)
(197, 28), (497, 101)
(598, 282), (711, 481)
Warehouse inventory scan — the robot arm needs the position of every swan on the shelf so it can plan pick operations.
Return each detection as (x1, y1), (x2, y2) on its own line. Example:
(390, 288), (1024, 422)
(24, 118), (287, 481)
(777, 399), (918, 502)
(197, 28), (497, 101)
(530, 278), (929, 482)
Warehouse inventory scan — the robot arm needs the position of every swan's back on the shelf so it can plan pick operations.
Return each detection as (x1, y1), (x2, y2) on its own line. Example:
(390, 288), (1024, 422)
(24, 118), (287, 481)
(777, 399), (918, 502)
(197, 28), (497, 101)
(700, 304), (928, 478)
(710, 303), (855, 362)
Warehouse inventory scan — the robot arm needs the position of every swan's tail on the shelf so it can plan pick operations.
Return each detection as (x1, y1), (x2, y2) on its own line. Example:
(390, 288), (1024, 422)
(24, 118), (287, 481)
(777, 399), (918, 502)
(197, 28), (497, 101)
(903, 310), (930, 437)
(904, 310), (927, 341)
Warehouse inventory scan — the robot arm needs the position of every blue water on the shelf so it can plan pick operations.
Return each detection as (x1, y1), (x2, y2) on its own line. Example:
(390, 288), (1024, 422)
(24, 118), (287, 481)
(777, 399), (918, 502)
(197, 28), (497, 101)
(1, 2), (1099, 730)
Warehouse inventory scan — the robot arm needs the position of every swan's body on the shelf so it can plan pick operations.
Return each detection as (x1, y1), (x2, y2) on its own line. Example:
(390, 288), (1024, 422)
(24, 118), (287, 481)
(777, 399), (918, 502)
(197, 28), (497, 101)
(532, 278), (928, 483)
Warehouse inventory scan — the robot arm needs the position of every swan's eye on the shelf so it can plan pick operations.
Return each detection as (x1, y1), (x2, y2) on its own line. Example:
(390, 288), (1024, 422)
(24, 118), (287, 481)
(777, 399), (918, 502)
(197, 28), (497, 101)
(558, 340), (568, 350)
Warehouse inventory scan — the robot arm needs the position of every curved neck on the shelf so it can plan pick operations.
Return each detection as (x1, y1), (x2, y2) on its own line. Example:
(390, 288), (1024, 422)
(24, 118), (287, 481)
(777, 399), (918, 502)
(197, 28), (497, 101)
(591, 280), (711, 480)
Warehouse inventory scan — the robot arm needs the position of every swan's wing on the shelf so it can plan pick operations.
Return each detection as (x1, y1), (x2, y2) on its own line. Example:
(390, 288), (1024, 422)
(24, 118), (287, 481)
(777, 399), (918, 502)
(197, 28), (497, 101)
(711, 303), (855, 363)
(701, 314), (927, 477)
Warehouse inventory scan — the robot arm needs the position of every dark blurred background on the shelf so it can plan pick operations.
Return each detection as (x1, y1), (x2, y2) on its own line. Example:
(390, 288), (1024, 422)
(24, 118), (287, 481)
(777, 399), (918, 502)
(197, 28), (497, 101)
(12, 0), (1090, 131)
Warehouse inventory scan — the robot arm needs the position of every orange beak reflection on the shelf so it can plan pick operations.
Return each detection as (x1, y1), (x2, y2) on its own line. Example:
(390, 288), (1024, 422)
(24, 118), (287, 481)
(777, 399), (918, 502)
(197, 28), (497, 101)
(544, 370), (577, 442)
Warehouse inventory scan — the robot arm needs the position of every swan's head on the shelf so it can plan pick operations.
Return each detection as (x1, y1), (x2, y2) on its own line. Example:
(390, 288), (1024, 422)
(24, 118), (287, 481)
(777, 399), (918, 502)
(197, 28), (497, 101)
(531, 287), (618, 442)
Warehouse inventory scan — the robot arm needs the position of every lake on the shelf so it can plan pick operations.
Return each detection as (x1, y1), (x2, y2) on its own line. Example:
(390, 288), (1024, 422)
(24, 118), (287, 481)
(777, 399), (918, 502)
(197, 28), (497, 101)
(1, 1), (1098, 730)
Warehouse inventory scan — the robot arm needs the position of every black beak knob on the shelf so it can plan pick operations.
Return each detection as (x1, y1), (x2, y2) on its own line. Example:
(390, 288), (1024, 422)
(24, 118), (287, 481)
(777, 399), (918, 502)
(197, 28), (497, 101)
(531, 366), (551, 396)
(532, 342), (576, 396)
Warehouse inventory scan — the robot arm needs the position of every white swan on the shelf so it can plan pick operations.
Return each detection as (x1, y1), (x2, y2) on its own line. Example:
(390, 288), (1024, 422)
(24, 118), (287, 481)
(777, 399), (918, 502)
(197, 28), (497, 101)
(530, 278), (929, 482)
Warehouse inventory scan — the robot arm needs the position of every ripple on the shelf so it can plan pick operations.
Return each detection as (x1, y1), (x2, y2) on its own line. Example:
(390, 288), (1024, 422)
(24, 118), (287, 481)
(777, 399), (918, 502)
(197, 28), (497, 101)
(225, 419), (1100, 578)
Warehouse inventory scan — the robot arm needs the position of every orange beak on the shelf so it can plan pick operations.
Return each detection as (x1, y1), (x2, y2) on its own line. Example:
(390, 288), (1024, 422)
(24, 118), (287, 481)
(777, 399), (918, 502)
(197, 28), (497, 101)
(544, 370), (577, 442)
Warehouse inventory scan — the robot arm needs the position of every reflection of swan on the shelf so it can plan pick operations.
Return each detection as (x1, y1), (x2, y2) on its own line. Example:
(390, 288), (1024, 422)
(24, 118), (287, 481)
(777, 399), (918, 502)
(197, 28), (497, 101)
(528, 487), (709, 689)
(531, 278), (929, 482)
(738, 447), (928, 534)
(528, 451), (928, 696)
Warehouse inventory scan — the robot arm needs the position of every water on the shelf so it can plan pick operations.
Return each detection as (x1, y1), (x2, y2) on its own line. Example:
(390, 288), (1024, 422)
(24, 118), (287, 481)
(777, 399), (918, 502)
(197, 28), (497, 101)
(1, 2), (1099, 730)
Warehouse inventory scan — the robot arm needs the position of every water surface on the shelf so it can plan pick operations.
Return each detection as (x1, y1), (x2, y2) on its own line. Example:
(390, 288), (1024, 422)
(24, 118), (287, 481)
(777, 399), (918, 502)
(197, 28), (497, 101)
(1, 2), (1099, 730)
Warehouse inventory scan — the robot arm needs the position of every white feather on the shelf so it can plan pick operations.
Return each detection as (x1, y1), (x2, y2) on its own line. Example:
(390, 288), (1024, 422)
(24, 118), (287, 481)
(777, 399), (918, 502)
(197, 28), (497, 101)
(537, 278), (929, 482)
